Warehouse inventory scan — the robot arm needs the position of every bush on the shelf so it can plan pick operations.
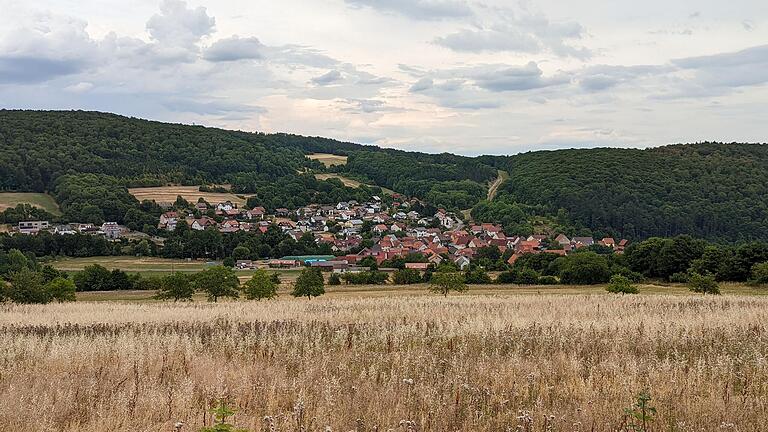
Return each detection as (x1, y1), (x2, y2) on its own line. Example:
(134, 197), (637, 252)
(495, 270), (518, 284)
(328, 273), (341, 285)
(559, 252), (611, 285)
(516, 268), (540, 285)
(537, 275), (559, 285)
(688, 272), (720, 295)
(611, 266), (645, 283)
(392, 269), (422, 285)
(606, 275), (639, 294)
(749, 262), (768, 285)
(669, 272), (690, 283)
(464, 267), (492, 284)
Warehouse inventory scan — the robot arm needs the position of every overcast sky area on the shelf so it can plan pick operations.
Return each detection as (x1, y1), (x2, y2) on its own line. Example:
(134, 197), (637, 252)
(0, 0), (766, 155)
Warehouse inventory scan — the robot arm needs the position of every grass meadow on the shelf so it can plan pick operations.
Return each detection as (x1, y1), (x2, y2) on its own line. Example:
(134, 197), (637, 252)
(0, 192), (61, 214)
(1, 293), (767, 431)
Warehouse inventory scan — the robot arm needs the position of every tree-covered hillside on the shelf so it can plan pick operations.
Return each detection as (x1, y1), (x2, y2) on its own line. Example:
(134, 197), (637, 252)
(1, 110), (767, 241)
(485, 143), (768, 241)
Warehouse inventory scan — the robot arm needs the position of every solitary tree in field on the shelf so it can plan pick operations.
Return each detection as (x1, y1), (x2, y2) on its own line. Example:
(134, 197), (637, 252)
(154, 272), (194, 302)
(193, 266), (240, 302)
(242, 269), (278, 301)
(429, 271), (467, 297)
(606, 275), (639, 294)
(688, 272), (721, 295)
(291, 268), (325, 299)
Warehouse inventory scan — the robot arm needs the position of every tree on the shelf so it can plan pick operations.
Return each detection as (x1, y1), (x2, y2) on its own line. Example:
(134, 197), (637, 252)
(605, 275), (638, 294)
(464, 267), (492, 284)
(328, 273), (341, 285)
(292, 268), (325, 299)
(392, 268), (422, 285)
(559, 252), (611, 285)
(242, 269), (278, 301)
(429, 271), (467, 297)
(232, 246), (251, 261)
(193, 266), (240, 302)
(7, 268), (51, 304)
(45, 277), (77, 302)
(109, 269), (134, 291)
(751, 262), (768, 285)
(154, 272), (194, 302)
(688, 272), (721, 295)
(73, 264), (112, 291)
(359, 256), (378, 270)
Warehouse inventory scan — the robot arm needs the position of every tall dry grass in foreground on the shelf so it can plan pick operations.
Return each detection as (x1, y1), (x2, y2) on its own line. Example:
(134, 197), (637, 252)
(1, 295), (767, 431)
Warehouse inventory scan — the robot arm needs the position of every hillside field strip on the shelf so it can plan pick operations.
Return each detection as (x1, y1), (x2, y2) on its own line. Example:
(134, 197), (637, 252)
(0, 192), (61, 215)
(307, 153), (348, 167)
(128, 186), (251, 206)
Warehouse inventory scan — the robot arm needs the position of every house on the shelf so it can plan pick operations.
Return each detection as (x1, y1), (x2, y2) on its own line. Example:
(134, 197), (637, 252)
(100, 222), (122, 239)
(191, 217), (216, 231)
(159, 211), (178, 230)
(17, 220), (49, 235)
(405, 262), (430, 271)
(53, 224), (76, 235)
(245, 206), (266, 220)
(428, 254), (444, 266)
(216, 201), (236, 212)
(275, 208), (290, 217)
(373, 224), (388, 235)
(454, 255), (471, 270)
(219, 219), (240, 233)
(555, 234), (571, 246)
(600, 237), (616, 248)
(195, 202), (208, 212)
(390, 222), (406, 232)
(572, 237), (595, 248)
(268, 259), (300, 268)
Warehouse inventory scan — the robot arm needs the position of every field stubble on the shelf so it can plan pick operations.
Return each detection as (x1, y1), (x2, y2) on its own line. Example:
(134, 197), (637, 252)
(0, 295), (766, 431)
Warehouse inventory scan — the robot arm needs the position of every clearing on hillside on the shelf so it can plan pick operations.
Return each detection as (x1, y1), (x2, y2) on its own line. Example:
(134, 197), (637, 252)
(0, 192), (61, 215)
(486, 169), (509, 201)
(315, 173), (396, 194)
(128, 186), (251, 206)
(307, 153), (348, 167)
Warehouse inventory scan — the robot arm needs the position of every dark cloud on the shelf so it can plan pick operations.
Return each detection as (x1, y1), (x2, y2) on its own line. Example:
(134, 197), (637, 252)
(344, 0), (472, 20)
(0, 56), (83, 84)
(203, 36), (264, 62)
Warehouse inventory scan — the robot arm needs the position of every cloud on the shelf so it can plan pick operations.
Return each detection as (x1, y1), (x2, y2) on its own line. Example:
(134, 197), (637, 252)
(470, 62), (570, 92)
(311, 70), (343, 85)
(204, 36), (264, 62)
(0, 56), (84, 84)
(671, 45), (768, 90)
(146, 0), (215, 48)
(344, 0), (472, 20)
(162, 98), (266, 115)
(434, 10), (591, 59)
(577, 64), (670, 92)
(409, 77), (434, 92)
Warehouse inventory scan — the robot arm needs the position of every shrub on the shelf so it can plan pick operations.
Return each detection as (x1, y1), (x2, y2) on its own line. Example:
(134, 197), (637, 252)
(328, 273), (341, 286)
(464, 267), (492, 284)
(495, 270), (518, 284)
(606, 275), (639, 294)
(688, 272), (720, 295)
(537, 275), (559, 285)
(342, 271), (389, 285)
(559, 252), (611, 285)
(392, 269), (422, 285)
(749, 262), (768, 285)
(669, 272), (690, 283)
(241, 269), (278, 301)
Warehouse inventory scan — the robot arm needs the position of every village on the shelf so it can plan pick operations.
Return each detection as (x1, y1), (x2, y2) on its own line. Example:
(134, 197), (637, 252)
(12, 193), (629, 273)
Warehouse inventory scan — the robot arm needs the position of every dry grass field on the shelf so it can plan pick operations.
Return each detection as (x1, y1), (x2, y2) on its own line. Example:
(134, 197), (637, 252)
(2, 294), (767, 431)
(0, 192), (62, 214)
(128, 186), (251, 206)
(307, 153), (348, 167)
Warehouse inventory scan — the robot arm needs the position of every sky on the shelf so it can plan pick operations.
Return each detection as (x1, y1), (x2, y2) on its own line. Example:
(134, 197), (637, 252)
(0, 0), (766, 156)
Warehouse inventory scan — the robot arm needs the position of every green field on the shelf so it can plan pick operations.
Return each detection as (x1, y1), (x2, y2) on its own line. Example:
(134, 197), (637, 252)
(0, 192), (61, 215)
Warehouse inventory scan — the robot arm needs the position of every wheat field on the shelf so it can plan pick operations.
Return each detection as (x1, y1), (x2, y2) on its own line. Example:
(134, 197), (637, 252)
(1, 294), (767, 431)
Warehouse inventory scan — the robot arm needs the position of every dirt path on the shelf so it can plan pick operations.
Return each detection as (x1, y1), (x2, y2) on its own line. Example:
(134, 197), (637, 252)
(486, 170), (509, 201)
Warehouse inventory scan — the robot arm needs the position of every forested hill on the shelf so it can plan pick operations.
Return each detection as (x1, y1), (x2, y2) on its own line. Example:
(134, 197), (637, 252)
(1, 110), (766, 242)
(476, 143), (768, 242)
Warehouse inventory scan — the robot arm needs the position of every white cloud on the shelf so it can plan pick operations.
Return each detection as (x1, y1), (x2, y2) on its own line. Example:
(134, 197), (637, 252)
(204, 36), (264, 62)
